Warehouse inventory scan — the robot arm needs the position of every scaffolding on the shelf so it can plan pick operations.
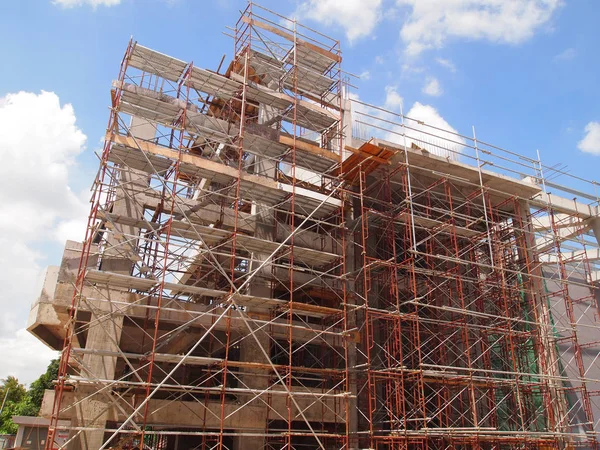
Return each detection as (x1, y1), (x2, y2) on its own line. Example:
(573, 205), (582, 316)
(30, 3), (600, 450)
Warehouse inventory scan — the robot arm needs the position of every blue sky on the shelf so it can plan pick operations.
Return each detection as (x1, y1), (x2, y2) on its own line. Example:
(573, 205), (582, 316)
(0, 0), (599, 383)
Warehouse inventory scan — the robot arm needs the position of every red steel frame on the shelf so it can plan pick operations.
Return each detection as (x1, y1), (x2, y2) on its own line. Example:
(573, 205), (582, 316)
(46, 2), (350, 450)
(348, 161), (600, 450)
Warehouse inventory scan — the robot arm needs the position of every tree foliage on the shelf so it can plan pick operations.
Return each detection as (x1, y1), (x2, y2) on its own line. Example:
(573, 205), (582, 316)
(0, 359), (59, 434)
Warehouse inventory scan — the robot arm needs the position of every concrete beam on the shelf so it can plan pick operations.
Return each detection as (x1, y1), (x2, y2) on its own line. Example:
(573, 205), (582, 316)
(530, 192), (599, 220)
(532, 214), (586, 232)
(29, 279), (343, 351)
(40, 387), (347, 427)
(539, 248), (600, 265)
(535, 224), (589, 254)
(109, 134), (342, 217)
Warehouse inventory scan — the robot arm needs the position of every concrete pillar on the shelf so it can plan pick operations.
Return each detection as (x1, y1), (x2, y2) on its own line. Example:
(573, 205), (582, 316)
(341, 96), (354, 158)
(342, 96), (359, 448)
(345, 202), (359, 449)
(15, 424), (25, 447)
(516, 200), (569, 434)
(233, 161), (275, 450)
(232, 99), (279, 450)
(233, 331), (270, 450)
(73, 117), (150, 449)
(589, 217), (600, 249)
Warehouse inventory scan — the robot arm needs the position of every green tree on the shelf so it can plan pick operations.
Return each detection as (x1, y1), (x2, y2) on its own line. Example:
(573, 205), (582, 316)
(0, 359), (59, 434)
(0, 376), (26, 404)
(0, 376), (26, 434)
(27, 359), (59, 409)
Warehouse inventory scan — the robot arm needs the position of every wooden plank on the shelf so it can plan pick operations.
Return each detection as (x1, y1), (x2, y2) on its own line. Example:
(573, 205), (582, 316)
(242, 16), (342, 64)
(300, 90), (341, 112)
(284, 301), (342, 316)
(344, 145), (391, 165)
(279, 134), (339, 162)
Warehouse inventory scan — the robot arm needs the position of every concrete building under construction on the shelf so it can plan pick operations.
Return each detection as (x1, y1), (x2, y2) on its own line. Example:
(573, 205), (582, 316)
(26, 3), (600, 450)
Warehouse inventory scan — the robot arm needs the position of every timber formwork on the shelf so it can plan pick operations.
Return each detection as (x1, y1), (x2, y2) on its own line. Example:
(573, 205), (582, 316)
(26, 3), (600, 450)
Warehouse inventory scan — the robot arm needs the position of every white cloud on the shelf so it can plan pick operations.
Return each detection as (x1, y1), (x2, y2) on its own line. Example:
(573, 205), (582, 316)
(360, 70), (371, 81)
(293, 0), (383, 42)
(0, 240), (44, 337)
(401, 63), (425, 74)
(397, 0), (561, 55)
(553, 47), (577, 62)
(404, 102), (464, 158)
(0, 329), (57, 385)
(0, 91), (87, 382)
(53, 0), (121, 7)
(384, 85), (404, 110)
(375, 55), (385, 64)
(350, 87), (462, 159)
(0, 91), (88, 243)
(349, 90), (400, 145)
(436, 57), (457, 72)
(578, 122), (600, 155)
(422, 76), (443, 96)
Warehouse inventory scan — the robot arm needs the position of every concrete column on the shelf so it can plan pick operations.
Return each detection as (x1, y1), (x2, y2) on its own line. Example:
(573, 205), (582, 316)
(516, 200), (569, 434)
(15, 424), (25, 447)
(233, 330), (270, 450)
(589, 217), (600, 250)
(233, 99), (279, 450)
(342, 97), (354, 159)
(345, 201), (359, 450)
(73, 117), (150, 450)
(233, 160), (275, 450)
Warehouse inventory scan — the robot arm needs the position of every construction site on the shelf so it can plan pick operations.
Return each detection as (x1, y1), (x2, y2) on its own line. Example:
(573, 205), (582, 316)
(25, 3), (600, 450)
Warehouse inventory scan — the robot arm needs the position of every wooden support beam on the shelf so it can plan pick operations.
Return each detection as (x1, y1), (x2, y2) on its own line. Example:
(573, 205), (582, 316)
(344, 145), (391, 165)
(280, 134), (340, 162)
